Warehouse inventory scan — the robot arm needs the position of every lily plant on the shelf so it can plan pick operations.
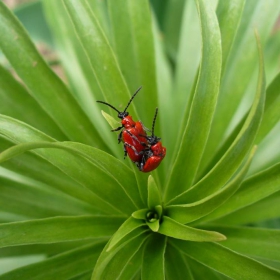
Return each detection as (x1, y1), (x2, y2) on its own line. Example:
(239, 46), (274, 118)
(0, 0), (280, 279)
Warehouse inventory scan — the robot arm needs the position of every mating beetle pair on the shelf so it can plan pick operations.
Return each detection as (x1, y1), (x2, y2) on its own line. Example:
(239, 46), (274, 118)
(97, 87), (166, 172)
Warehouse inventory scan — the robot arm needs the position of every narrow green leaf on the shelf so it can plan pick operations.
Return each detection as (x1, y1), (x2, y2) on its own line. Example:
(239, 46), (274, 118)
(146, 220), (160, 233)
(147, 175), (161, 209)
(161, 0), (185, 61)
(166, 146), (256, 224)
(0, 117), (140, 214)
(0, 139), (143, 211)
(158, 216), (226, 242)
(0, 65), (66, 140)
(200, 0), (280, 172)
(100, 236), (146, 280)
(0, 137), (100, 209)
(0, 2), (104, 147)
(165, 0), (222, 200)
(215, 191), (280, 226)
(132, 209), (148, 220)
(142, 234), (167, 280)
(165, 245), (194, 280)
(256, 72), (280, 143)
(216, 0), (245, 73)
(62, 0), (138, 119)
(170, 32), (266, 204)
(185, 256), (229, 280)
(0, 176), (95, 219)
(92, 229), (149, 279)
(204, 226), (280, 262)
(14, 1), (54, 47)
(0, 216), (124, 248)
(107, 217), (145, 251)
(172, 240), (280, 280)
(101, 110), (120, 130)
(200, 162), (280, 222)
(0, 242), (105, 280)
(43, 0), (120, 157)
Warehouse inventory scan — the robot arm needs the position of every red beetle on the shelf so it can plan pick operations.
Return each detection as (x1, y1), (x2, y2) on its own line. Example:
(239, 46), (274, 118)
(97, 86), (148, 161)
(125, 108), (166, 172)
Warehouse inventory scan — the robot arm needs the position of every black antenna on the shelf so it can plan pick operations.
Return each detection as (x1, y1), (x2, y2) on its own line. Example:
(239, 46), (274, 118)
(96, 86), (142, 119)
(96, 101), (121, 114)
(151, 108), (158, 137)
(123, 86), (142, 113)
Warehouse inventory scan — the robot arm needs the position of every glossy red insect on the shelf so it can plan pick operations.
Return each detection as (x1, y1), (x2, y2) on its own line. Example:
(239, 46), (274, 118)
(96, 86), (148, 161)
(125, 108), (166, 172)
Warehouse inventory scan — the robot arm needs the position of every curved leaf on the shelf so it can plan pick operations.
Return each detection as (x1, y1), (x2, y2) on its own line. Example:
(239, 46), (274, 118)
(0, 2), (104, 147)
(165, 245), (194, 280)
(43, 0), (121, 158)
(92, 229), (149, 279)
(167, 146), (256, 224)
(107, 217), (145, 251)
(165, 0), (222, 200)
(107, 0), (158, 126)
(0, 242), (105, 280)
(142, 234), (167, 280)
(204, 226), (280, 262)
(0, 216), (124, 248)
(62, 0), (138, 120)
(158, 216), (226, 242)
(0, 65), (66, 140)
(200, 0), (280, 173)
(200, 162), (280, 222)
(147, 175), (161, 209)
(172, 240), (280, 280)
(0, 176), (94, 219)
(170, 32), (265, 204)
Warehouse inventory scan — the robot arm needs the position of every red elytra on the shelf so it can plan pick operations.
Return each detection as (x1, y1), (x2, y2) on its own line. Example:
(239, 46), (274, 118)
(124, 108), (166, 172)
(96, 86), (148, 160)
(139, 142), (166, 172)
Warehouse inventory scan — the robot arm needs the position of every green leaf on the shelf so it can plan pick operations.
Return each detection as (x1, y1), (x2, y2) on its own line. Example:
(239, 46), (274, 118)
(0, 216), (124, 248)
(0, 242), (105, 280)
(0, 176), (95, 219)
(14, 1), (54, 46)
(132, 209), (148, 220)
(215, 191), (280, 226)
(256, 72), (280, 143)
(147, 175), (161, 208)
(200, 0), (280, 173)
(43, 0), (121, 158)
(0, 139), (144, 211)
(0, 138), (100, 210)
(0, 117), (141, 214)
(62, 0), (138, 119)
(92, 229), (149, 279)
(204, 226), (280, 262)
(171, 31), (266, 204)
(146, 219), (160, 233)
(0, 65), (66, 140)
(107, 0), (158, 124)
(101, 110), (120, 130)
(0, 2), (104, 147)
(166, 146), (256, 224)
(158, 216), (226, 242)
(107, 217), (145, 251)
(142, 234), (167, 280)
(165, 245), (194, 280)
(165, 0), (222, 200)
(172, 240), (280, 280)
(100, 237), (145, 280)
(216, 0), (245, 73)
(201, 162), (280, 222)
